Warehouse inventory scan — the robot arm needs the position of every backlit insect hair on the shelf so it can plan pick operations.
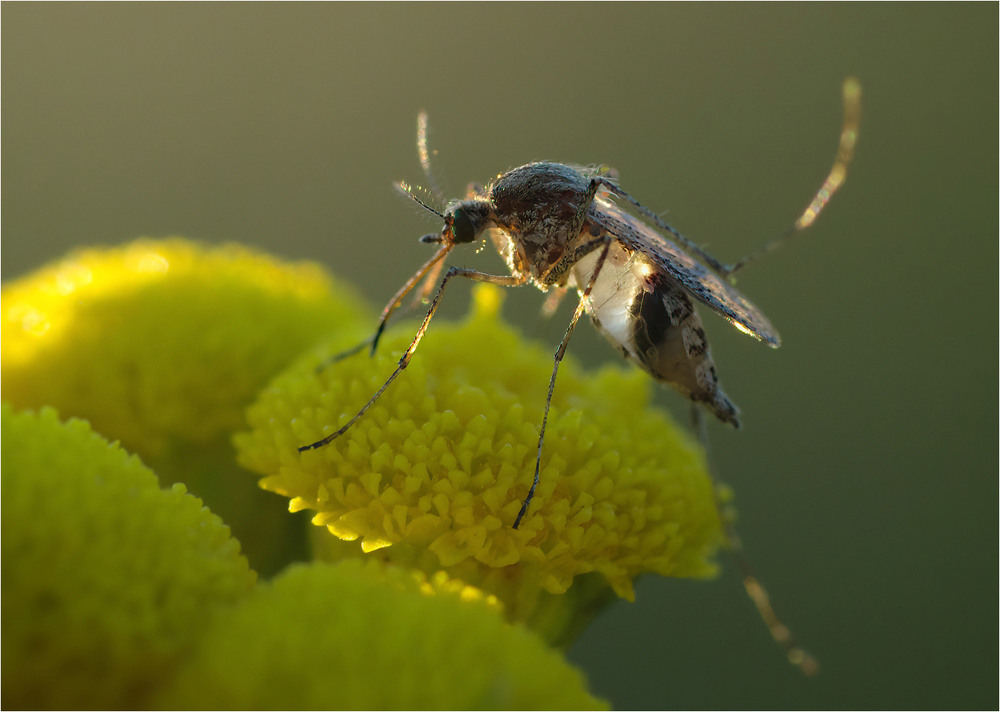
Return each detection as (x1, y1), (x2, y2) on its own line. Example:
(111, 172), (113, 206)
(300, 79), (862, 674)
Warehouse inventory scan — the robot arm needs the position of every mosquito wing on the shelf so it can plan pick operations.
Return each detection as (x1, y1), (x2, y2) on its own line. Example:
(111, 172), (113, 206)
(591, 195), (781, 347)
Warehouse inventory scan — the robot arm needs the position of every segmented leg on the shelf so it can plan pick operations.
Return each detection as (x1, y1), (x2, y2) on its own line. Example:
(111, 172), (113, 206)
(726, 77), (861, 276)
(542, 174), (617, 286)
(540, 286), (569, 318)
(599, 77), (861, 280)
(369, 244), (453, 356)
(513, 236), (612, 528)
(299, 265), (525, 453)
(689, 404), (819, 676)
(566, 175), (606, 246)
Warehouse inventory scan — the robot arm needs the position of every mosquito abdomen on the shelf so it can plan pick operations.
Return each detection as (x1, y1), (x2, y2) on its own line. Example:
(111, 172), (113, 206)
(629, 275), (740, 427)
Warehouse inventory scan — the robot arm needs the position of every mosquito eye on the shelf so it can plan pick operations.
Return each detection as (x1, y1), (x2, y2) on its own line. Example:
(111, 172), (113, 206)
(450, 208), (476, 244)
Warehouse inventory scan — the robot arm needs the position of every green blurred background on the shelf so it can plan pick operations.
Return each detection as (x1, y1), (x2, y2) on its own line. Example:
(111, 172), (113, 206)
(3, 4), (995, 709)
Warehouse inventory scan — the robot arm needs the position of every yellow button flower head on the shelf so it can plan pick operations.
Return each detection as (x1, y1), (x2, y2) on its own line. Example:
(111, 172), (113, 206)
(1, 406), (256, 709)
(237, 284), (724, 642)
(2, 238), (369, 457)
(2, 238), (371, 575)
(157, 560), (608, 710)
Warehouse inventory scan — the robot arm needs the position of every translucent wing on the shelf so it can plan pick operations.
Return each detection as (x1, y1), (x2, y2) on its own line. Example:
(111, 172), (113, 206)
(591, 195), (781, 347)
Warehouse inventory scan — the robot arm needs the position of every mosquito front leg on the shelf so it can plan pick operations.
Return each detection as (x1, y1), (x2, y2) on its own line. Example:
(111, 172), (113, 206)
(369, 243), (453, 356)
(299, 265), (525, 453)
(513, 236), (613, 529)
(313, 244), (454, 375)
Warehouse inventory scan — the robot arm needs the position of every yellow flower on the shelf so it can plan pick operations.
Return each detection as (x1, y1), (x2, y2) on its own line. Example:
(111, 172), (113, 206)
(2, 238), (371, 575)
(2, 237), (369, 455)
(156, 559), (608, 710)
(1, 405), (256, 709)
(237, 284), (724, 643)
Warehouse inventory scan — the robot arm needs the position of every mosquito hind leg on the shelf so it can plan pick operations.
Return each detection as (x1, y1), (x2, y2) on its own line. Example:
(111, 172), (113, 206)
(596, 79), (862, 282)
(689, 404), (819, 675)
(725, 77), (861, 277)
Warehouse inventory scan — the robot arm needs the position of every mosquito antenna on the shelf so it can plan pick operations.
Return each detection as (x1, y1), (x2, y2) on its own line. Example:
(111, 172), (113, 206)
(417, 111), (447, 205)
(396, 181), (445, 219)
(726, 77), (862, 277)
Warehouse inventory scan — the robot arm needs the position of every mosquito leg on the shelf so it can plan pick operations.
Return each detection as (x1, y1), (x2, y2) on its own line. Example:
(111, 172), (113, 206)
(316, 243), (448, 375)
(369, 243), (452, 356)
(299, 265), (525, 453)
(315, 248), (445, 376)
(567, 175), (607, 244)
(514, 237), (612, 529)
(543, 174), (621, 287)
(413, 255), (446, 306)
(596, 79), (862, 282)
(541, 230), (614, 286)
(725, 77), (861, 277)
(317, 248), (448, 373)
(540, 287), (569, 318)
(689, 404), (819, 675)
(314, 336), (376, 374)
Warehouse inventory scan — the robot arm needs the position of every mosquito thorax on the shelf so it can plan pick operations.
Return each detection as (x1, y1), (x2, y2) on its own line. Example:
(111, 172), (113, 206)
(489, 162), (590, 229)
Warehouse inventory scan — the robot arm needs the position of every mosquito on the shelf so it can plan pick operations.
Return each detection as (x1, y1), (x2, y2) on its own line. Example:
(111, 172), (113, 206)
(300, 79), (861, 674)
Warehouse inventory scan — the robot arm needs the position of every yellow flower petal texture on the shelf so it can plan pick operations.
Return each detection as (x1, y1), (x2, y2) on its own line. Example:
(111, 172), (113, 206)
(237, 284), (724, 642)
(1, 405), (256, 710)
(156, 560), (607, 710)
(2, 237), (369, 456)
(2, 238), (371, 575)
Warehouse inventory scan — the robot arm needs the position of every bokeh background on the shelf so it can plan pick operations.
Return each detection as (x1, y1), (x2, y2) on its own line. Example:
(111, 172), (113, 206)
(3, 4), (995, 709)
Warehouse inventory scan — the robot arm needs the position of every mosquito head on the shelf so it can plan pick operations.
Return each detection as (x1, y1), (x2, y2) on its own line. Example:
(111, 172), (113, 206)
(443, 199), (491, 245)
(397, 180), (491, 247)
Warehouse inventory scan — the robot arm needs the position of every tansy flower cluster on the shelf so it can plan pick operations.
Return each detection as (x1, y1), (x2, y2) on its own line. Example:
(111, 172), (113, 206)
(237, 284), (723, 642)
(2, 405), (255, 709)
(2, 238), (372, 575)
(2, 237), (724, 708)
